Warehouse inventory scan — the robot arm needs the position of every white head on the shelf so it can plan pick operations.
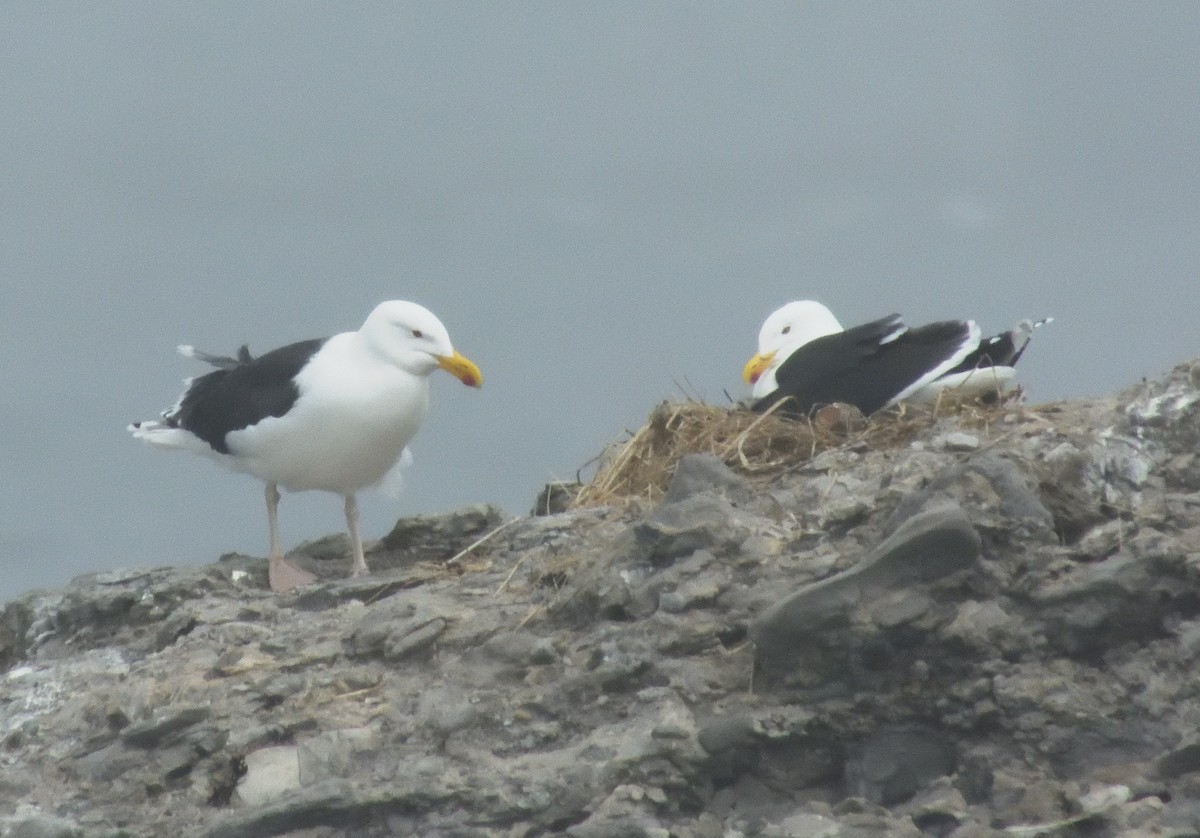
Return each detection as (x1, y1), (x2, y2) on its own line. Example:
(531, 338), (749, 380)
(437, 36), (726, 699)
(360, 300), (482, 387)
(742, 300), (844, 398)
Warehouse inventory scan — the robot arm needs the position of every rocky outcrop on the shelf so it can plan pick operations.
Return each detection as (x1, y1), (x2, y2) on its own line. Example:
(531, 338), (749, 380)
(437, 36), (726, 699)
(3, 361), (1200, 837)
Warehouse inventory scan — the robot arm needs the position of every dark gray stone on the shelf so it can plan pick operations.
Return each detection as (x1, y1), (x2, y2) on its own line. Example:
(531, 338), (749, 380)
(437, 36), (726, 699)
(344, 595), (455, 660)
(1124, 361), (1200, 455)
(384, 616), (446, 660)
(662, 453), (753, 506)
(379, 503), (506, 554)
(1042, 718), (1173, 778)
(73, 741), (145, 783)
(1155, 741), (1200, 779)
(632, 493), (742, 565)
(200, 780), (364, 838)
(120, 705), (211, 749)
(887, 451), (1055, 541)
(751, 505), (981, 674)
(845, 726), (956, 806)
(697, 716), (757, 757)
(533, 481), (582, 515)
(7, 814), (81, 838)
(698, 716), (760, 781)
(1032, 550), (1192, 654)
(1160, 797), (1200, 832)
(1, 595), (37, 671)
(153, 610), (197, 651)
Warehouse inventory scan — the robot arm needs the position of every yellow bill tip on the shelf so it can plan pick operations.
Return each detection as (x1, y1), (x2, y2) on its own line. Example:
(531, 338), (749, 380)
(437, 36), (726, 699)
(741, 351), (776, 386)
(437, 350), (483, 388)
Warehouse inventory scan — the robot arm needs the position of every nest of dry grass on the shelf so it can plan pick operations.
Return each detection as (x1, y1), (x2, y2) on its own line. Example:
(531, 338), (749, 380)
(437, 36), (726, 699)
(572, 395), (1019, 508)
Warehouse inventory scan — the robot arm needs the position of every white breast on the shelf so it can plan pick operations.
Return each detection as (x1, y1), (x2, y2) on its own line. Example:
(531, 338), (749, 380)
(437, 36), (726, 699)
(224, 332), (430, 493)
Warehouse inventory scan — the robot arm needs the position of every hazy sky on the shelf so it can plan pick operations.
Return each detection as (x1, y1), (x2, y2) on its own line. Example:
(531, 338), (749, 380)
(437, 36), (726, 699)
(3, 4), (1198, 602)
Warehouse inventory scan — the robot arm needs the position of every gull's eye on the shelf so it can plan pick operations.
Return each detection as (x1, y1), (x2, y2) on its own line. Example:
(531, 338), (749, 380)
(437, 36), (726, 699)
(781, 325), (791, 335)
(411, 329), (424, 338)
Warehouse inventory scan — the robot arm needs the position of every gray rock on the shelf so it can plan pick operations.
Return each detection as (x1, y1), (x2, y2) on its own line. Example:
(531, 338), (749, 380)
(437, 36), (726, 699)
(662, 453), (753, 506)
(1125, 360), (1200, 454)
(4, 360), (1200, 837)
(202, 780), (363, 838)
(235, 744), (301, 806)
(298, 728), (376, 783)
(152, 610), (197, 651)
(942, 599), (1034, 658)
(344, 594), (459, 660)
(887, 451), (1055, 541)
(1038, 440), (1113, 543)
(1155, 741), (1200, 779)
(939, 431), (980, 452)
(375, 503), (507, 566)
(1032, 549), (1193, 654)
(844, 726), (957, 806)
(533, 480), (583, 515)
(696, 716), (756, 755)
(120, 705), (211, 749)
(385, 616), (447, 660)
(5, 813), (81, 838)
(288, 531), (355, 562)
(762, 812), (840, 837)
(751, 504), (981, 675)
(632, 493), (743, 565)
(415, 686), (479, 740)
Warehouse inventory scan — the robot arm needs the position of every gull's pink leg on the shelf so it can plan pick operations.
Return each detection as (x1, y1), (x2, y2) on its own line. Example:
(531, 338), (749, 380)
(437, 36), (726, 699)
(265, 482), (317, 592)
(345, 493), (369, 578)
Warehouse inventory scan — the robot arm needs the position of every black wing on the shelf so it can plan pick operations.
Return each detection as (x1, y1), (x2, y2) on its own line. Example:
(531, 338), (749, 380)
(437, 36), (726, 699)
(943, 317), (1050, 375)
(185, 344), (255, 370)
(169, 338), (327, 453)
(943, 336), (1011, 376)
(755, 315), (971, 417)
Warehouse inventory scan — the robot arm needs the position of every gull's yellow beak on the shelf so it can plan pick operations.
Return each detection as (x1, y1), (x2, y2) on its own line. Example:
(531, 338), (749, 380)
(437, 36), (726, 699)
(437, 350), (483, 388)
(741, 350), (776, 386)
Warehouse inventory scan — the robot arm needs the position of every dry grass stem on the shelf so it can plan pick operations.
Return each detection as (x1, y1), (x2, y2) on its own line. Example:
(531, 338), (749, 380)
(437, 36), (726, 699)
(494, 553), (529, 597)
(444, 516), (522, 566)
(516, 605), (542, 629)
(572, 394), (1025, 509)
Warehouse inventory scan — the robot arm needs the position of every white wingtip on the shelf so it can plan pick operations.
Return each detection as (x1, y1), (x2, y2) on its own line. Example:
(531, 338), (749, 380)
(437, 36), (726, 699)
(1015, 316), (1054, 333)
(1011, 317), (1053, 352)
(128, 421), (211, 452)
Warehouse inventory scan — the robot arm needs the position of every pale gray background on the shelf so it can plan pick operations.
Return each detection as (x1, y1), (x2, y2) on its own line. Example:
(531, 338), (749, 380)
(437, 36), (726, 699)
(3, 4), (1197, 602)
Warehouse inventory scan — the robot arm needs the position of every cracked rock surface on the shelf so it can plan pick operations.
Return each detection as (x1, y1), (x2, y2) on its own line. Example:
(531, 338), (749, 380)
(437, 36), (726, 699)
(4, 361), (1200, 837)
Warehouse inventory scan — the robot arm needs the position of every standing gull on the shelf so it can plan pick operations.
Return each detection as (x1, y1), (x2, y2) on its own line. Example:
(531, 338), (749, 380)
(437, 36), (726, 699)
(130, 300), (482, 592)
(743, 300), (1049, 417)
